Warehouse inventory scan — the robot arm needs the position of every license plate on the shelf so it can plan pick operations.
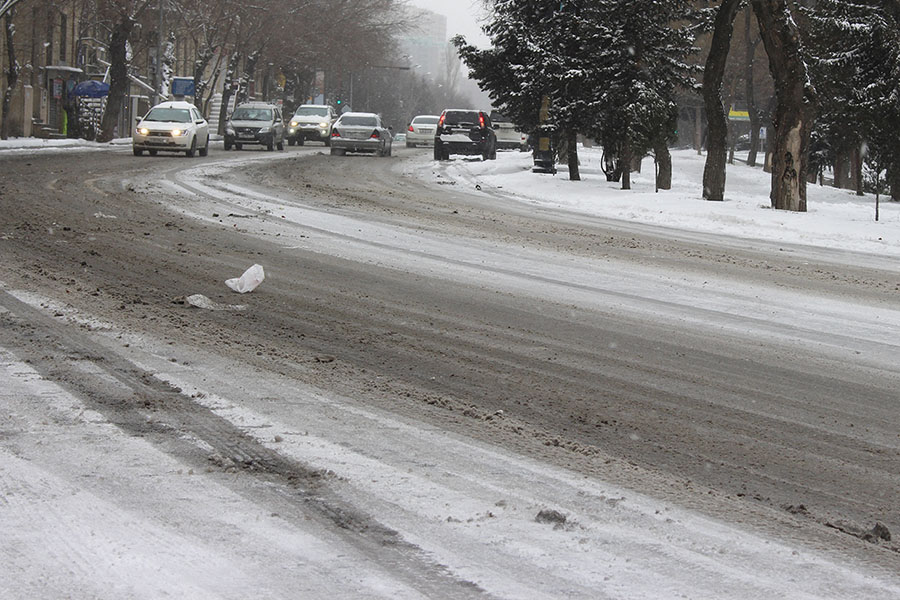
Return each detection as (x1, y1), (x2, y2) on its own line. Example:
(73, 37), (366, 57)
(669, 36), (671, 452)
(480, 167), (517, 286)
(240, 135), (255, 140)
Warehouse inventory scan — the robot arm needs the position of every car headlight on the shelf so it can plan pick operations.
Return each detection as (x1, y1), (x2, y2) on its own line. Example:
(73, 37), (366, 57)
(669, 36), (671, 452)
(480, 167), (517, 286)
(258, 126), (272, 134)
(171, 129), (187, 137)
(138, 127), (149, 135)
(290, 121), (299, 127)
(319, 122), (328, 128)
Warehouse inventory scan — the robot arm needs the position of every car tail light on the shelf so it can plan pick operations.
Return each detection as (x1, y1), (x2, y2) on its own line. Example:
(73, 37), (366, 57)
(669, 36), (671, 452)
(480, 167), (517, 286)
(408, 125), (414, 132)
(331, 129), (340, 137)
(479, 113), (485, 128)
(438, 113), (445, 127)
(370, 130), (380, 139)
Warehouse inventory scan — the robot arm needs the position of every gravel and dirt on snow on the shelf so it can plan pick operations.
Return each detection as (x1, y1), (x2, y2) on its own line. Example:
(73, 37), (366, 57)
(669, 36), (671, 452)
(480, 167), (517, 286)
(1, 143), (899, 599)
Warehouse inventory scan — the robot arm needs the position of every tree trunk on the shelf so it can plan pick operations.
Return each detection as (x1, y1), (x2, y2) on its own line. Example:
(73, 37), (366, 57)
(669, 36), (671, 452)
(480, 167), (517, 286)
(566, 129), (580, 181)
(621, 138), (632, 190)
(693, 106), (703, 155)
(889, 164), (900, 201)
(236, 50), (259, 105)
(833, 152), (848, 189)
(744, 9), (761, 167)
(217, 51), (240, 135)
(851, 145), (863, 197)
(654, 139), (672, 190)
(750, 0), (817, 212)
(98, 17), (134, 143)
(1, 8), (18, 140)
(702, 0), (742, 201)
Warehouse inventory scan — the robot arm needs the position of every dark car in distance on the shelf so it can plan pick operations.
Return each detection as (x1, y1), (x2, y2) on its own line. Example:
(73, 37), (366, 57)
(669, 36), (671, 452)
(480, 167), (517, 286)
(433, 109), (497, 161)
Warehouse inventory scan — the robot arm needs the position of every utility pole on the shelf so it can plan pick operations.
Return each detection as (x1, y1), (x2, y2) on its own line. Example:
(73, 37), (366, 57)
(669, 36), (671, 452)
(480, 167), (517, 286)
(154, 0), (164, 103)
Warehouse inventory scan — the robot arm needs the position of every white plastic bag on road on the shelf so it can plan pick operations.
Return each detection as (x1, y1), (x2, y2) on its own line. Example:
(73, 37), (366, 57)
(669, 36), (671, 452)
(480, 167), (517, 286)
(225, 264), (265, 294)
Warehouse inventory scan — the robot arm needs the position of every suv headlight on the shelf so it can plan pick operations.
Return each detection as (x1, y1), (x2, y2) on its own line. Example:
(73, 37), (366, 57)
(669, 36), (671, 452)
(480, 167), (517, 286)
(171, 128), (187, 137)
(319, 122), (328, 128)
(258, 126), (272, 134)
(138, 127), (149, 135)
(290, 121), (299, 127)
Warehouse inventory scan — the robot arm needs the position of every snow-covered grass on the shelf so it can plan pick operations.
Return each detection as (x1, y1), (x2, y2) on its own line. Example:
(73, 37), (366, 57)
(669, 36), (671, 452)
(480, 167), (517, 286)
(409, 146), (900, 259)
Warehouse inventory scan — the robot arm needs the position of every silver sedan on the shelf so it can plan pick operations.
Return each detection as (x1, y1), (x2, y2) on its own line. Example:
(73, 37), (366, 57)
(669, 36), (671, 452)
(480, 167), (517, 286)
(329, 112), (393, 157)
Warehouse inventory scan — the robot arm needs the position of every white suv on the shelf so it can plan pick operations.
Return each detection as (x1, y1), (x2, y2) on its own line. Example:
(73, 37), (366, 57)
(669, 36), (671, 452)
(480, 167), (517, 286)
(288, 104), (337, 146)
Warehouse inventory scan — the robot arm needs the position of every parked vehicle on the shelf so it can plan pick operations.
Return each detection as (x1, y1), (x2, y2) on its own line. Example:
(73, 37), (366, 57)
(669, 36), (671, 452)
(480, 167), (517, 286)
(133, 100), (209, 157)
(406, 115), (440, 147)
(224, 102), (284, 151)
(329, 112), (393, 157)
(490, 111), (529, 151)
(433, 109), (497, 161)
(288, 104), (337, 146)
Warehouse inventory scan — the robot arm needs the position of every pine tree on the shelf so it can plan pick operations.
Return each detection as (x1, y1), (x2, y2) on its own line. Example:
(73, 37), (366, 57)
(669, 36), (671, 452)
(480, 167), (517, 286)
(806, 0), (900, 202)
(457, 0), (695, 188)
(586, 0), (696, 190)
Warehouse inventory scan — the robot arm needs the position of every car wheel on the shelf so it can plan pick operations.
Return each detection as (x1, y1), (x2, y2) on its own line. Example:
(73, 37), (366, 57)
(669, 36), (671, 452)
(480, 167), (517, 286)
(324, 138), (331, 147)
(132, 148), (143, 156)
(267, 138), (274, 151)
(224, 140), (232, 151)
(149, 150), (157, 156)
(235, 143), (242, 151)
(185, 136), (197, 157)
(442, 147), (450, 161)
(330, 147), (343, 156)
(407, 142), (415, 148)
(298, 137), (304, 146)
(433, 142), (443, 161)
(288, 138), (295, 146)
(199, 136), (209, 156)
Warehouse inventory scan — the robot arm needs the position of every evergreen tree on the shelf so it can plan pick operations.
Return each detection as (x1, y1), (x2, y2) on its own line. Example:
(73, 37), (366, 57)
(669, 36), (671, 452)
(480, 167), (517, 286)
(587, 0), (696, 190)
(806, 0), (900, 202)
(457, 0), (695, 189)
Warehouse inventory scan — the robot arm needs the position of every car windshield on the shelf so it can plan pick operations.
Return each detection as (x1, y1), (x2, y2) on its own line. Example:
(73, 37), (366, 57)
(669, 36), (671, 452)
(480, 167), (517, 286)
(413, 116), (439, 125)
(232, 108), (273, 121)
(294, 106), (328, 117)
(339, 116), (377, 127)
(443, 111), (479, 126)
(490, 112), (511, 123)
(144, 108), (191, 123)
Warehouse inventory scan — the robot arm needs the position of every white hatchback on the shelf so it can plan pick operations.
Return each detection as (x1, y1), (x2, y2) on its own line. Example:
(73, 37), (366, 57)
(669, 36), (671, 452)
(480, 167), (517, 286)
(133, 100), (210, 157)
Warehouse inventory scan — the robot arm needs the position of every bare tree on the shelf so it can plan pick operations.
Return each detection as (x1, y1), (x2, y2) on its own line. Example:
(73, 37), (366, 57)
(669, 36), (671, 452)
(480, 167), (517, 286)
(97, 0), (153, 142)
(750, 0), (817, 211)
(0, 0), (24, 20)
(701, 0), (742, 202)
(1, 5), (18, 139)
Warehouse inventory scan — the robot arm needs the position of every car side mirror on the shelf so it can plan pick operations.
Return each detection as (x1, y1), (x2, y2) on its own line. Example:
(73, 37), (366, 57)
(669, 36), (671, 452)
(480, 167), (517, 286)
(195, 120), (205, 125)
(492, 124), (499, 130)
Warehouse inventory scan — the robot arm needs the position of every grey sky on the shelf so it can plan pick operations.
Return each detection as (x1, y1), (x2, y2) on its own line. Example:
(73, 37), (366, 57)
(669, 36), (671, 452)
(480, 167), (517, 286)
(407, 0), (490, 47)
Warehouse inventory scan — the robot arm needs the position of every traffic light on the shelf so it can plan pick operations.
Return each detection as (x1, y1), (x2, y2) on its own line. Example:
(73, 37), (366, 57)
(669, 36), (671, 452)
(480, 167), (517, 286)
(336, 97), (342, 106)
